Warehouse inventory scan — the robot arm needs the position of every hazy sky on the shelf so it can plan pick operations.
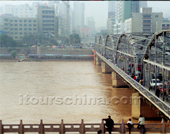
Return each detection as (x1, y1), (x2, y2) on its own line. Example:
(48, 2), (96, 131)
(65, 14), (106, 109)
(0, 1), (170, 28)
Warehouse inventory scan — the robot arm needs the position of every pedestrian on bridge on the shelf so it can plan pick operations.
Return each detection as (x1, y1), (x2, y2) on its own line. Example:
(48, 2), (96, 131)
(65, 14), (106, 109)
(103, 115), (114, 134)
(137, 115), (145, 134)
(127, 118), (133, 134)
(97, 130), (102, 134)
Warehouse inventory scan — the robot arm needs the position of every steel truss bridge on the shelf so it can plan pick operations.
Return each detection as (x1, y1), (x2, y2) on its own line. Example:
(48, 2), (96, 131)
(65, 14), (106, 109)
(94, 30), (170, 120)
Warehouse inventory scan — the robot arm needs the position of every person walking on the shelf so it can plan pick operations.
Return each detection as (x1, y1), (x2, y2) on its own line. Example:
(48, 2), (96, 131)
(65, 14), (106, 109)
(155, 86), (160, 97)
(127, 118), (133, 134)
(137, 115), (145, 134)
(103, 115), (114, 134)
(97, 130), (102, 134)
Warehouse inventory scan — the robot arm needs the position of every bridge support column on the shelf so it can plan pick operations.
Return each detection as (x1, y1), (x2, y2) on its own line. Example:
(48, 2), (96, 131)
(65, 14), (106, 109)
(101, 62), (112, 74)
(96, 56), (101, 66)
(131, 92), (141, 119)
(131, 93), (162, 120)
(111, 72), (128, 88)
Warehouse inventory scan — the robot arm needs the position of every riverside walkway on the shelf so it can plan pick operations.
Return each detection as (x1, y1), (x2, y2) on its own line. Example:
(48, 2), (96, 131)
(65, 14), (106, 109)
(0, 119), (170, 134)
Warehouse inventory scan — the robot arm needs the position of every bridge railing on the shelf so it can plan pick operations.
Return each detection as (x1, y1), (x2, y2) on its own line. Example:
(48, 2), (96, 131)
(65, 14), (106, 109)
(94, 50), (170, 119)
(0, 119), (170, 134)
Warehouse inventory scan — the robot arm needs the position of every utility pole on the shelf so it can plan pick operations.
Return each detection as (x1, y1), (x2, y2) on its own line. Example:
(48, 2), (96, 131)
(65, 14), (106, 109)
(63, 1), (70, 44)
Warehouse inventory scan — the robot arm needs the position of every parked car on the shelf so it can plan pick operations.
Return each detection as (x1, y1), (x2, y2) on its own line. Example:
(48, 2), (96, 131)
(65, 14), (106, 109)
(150, 79), (162, 89)
(151, 73), (163, 81)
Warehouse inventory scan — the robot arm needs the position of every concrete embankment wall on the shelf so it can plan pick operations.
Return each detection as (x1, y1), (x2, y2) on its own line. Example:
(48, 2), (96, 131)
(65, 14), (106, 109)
(0, 48), (93, 55)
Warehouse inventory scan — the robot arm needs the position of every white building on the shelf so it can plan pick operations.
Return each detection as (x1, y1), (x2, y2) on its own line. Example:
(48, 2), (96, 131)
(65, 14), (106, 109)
(124, 7), (163, 33)
(1, 4), (33, 18)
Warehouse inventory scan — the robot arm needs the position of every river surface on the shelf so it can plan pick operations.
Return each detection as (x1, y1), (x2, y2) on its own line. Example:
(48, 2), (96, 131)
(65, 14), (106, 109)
(0, 61), (135, 124)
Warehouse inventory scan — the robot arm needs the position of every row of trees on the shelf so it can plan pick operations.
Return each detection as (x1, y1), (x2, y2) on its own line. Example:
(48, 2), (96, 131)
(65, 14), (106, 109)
(0, 33), (81, 48)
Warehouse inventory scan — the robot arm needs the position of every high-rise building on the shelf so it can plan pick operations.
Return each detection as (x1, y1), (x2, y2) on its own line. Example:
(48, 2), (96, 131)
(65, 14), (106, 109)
(108, 1), (115, 13)
(86, 17), (95, 37)
(37, 6), (58, 37)
(115, 1), (141, 23)
(72, 2), (85, 37)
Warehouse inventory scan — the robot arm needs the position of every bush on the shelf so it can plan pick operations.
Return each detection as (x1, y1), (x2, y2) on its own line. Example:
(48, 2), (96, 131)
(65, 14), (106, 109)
(10, 50), (17, 59)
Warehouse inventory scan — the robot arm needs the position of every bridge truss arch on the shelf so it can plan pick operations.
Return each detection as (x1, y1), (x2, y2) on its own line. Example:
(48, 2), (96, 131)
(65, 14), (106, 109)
(142, 30), (170, 100)
(105, 34), (119, 63)
(116, 33), (134, 75)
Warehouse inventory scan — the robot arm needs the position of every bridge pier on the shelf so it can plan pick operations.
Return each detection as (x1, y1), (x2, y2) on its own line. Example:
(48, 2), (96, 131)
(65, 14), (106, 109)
(96, 56), (101, 66)
(111, 72), (128, 88)
(101, 62), (112, 74)
(131, 92), (163, 120)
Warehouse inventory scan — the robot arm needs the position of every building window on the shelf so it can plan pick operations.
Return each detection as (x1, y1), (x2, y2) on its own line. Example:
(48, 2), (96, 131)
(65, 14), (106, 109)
(33, 24), (36, 26)
(15, 20), (18, 22)
(29, 20), (32, 22)
(15, 32), (18, 35)
(24, 32), (27, 35)
(19, 24), (22, 26)
(10, 32), (13, 34)
(162, 24), (165, 26)
(10, 20), (13, 22)
(19, 20), (22, 22)
(20, 32), (22, 35)
(15, 37), (18, 39)
(33, 28), (36, 31)
(167, 24), (169, 26)
(33, 20), (36, 22)
(24, 24), (27, 26)
(155, 15), (159, 17)
(14, 28), (17, 30)
(143, 24), (151, 27)
(143, 20), (151, 23)
(5, 24), (8, 26)
(143, 15), (151, 18)
(19, 28), (22, 30)
(10, 28), (13, 30)
(143, 29), (151, 32)
(24, 20), (27, 22)
(29, 24), (32, 26)
(29, 28), (32, 31)
(10, 24), (13, 26)
(24, 28), (27, 30)
(15, 24), (18, 26)
(4, 19), (8, 22)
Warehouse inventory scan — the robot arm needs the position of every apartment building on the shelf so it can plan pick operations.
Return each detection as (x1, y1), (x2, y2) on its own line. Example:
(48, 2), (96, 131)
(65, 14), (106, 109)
(37, 6), (57, 37)
(3, 17), (37, 40)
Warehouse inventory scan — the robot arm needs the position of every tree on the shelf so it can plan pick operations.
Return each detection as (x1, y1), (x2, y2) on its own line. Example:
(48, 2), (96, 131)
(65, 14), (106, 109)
(10, 50), (17, 59)
(22, 34), (36, 46)
(0, 34), (17, 47)
(70, 34), (81, 44)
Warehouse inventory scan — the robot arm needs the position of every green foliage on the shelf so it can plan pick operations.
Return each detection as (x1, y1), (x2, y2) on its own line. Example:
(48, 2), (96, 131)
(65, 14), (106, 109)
(70, 34), (81, 44)
(22, 34), (36, 46)
(0, 34), (17, 47)
(10, 50), (17, 59)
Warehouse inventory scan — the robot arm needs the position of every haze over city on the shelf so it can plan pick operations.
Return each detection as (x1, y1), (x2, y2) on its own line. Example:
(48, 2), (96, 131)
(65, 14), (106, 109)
(0, 1), (170, 28)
